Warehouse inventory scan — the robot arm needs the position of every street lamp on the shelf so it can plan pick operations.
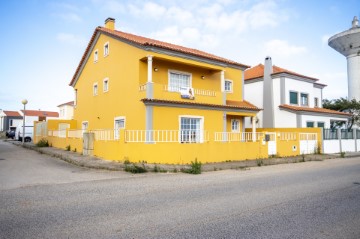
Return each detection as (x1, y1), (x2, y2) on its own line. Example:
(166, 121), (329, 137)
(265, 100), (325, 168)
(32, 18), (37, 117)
(21, 99), (28, 144)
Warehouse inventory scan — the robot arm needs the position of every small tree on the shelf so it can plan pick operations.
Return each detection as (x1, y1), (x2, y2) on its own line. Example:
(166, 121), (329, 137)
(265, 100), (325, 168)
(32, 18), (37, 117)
(322, 97), (360, 130)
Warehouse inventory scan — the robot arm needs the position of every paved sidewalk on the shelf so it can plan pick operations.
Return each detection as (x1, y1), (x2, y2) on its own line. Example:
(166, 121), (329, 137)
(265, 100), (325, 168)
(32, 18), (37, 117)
(6, 139), (357, 172)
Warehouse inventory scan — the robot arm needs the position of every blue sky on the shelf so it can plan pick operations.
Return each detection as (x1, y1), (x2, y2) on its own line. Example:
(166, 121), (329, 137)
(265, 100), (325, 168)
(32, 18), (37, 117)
(0, 0), (359, 112)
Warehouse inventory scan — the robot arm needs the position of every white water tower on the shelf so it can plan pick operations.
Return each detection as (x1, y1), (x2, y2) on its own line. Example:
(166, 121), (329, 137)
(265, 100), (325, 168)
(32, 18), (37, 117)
(328, 16), (360, 100)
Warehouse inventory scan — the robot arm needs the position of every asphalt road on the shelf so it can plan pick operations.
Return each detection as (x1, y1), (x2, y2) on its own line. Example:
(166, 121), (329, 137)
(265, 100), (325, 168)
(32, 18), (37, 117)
(1, 140), (360, 239)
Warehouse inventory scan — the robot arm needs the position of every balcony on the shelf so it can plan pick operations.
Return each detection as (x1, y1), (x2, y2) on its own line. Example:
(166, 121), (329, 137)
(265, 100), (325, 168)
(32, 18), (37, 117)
(139, 83), (221, 104)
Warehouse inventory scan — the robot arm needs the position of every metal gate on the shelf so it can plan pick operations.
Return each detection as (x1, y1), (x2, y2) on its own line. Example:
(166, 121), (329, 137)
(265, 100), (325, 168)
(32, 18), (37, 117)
(299, 133), (317, 154)
(266, 133), (277, 155)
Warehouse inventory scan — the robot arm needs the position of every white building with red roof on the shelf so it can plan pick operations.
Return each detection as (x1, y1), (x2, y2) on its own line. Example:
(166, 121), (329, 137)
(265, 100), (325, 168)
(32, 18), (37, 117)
(57, 101), (74, 119)
(244, 57), (350, 129)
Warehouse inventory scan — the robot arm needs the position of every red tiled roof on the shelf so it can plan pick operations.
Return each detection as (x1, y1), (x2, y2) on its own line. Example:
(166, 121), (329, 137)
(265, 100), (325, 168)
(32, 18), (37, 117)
(3, 111), (21, 117)
(70, 27), (249, 86)
(57, 101), (74, 107)
(244, 64), (319, 81)
(21, 110), (59, 117)
(279, 104), (351, 117)
(141, 98), (261, 111)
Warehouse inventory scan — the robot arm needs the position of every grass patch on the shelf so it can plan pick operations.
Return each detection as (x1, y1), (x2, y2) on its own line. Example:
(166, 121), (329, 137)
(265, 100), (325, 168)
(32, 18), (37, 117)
(256, 159), (263, 167)
(124, 164), (148, 174)
(182, 158), (202, 174)
(340, 151), (345, 158)
(36, 138), (49, 147)
(300, 153), (305, 162)
(153, 165), (167, 173)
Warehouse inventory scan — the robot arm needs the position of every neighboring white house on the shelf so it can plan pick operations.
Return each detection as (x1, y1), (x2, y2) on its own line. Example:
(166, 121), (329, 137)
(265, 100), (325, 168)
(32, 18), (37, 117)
(57, 101), (74, 119)
(244, 57), (350, 128)
(19, 110), (59, 125)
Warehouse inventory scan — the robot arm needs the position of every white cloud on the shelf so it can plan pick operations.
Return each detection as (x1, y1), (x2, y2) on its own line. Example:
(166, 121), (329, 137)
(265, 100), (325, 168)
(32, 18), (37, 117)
(55, 12), (82, 22)
(129, 2), (166, 18)
(56, 33), (86, 46)
(264, 39), (307, 58)
(92, 0), (125, 13)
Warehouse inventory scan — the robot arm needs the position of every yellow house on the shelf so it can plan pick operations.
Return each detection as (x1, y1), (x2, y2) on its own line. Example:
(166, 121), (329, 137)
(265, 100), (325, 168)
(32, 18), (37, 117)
(36, 18), (321, 164)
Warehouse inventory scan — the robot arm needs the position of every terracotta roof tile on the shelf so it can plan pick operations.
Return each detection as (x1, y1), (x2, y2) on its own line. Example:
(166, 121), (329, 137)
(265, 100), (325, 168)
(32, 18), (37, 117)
(57, 101), (74, 107)
(141, 98), (261, 111)
(70, 27), (249, 86)
(244, 64), (319, 81)
(3, 111), (21, 117)
(279, 104), (351, 117)
(21, 110), (59, 117)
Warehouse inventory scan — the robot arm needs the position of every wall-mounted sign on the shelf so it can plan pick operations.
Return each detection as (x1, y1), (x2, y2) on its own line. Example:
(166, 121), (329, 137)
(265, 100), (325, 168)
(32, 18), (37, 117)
(180, 87), (195, 100)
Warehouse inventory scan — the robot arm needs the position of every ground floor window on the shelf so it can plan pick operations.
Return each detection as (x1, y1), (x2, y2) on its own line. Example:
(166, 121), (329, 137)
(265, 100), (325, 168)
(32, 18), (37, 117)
(179, 116), (203, 143)
(317, 122), (325, 128)
(306, 121), (314, 128)
(82, 121), (88, 133)
(114, 117), (125, 139)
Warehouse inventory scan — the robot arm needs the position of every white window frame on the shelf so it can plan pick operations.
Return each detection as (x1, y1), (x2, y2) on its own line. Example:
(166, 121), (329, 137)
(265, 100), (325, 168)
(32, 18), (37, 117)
(314, 97), (319, 107)
(231, 119), (240, 132)
(300, 93), (309, 106)
(289, 91), (299, 105)
(104, 42), (109, 57)
(178, 115), (204, 143)
(74, 89), (77, 107)
(168, 70), (192, 92)
(103, 78), (109, 92)
(94, 49), (98, 62)
(82, 121), (88, 134)
(317, 122), (325, 128)
(306, 121), (314, 128)
(224, 79), (233, 93)
(93, 83), (98, 96)
(114, 116), (125, 140)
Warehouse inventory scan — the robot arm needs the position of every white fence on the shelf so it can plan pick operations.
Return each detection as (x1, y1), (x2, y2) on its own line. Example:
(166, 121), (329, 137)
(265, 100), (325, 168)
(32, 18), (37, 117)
(214, 132), (263, 142)
(90, 129), (119, 141)
(323, 128), (360, 153)
(125, 130), (209, 143)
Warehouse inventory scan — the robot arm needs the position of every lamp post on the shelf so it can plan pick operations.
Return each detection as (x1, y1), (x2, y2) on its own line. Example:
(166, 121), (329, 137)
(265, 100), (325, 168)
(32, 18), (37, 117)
(21, 99), (28, 144)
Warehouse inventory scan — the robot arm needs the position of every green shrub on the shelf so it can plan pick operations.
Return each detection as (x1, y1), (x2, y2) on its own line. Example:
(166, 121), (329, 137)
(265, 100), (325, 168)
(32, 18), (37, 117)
(153, 165), (167, 173)
(182, 158), (202, 174)
(340, 151), (345, 158)
(256, 159), (263, 167)
(124, 164), (148, 174)
(36, 138), (49, 147)
(300, 153), (305, 162)
(123, 157), (131, 164)
(65, 145), (71, 151)
(73, 148), (77, 152)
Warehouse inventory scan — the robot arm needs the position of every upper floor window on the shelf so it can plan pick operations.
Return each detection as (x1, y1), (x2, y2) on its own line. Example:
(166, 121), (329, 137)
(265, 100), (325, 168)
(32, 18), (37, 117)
(301, 93), (308, 106)
(103, 78), (109, 92)
(225, 80), (233, 92)
(93, 83), (98, 96)
(289, 91), (298, 105)
(231, 119), (240, 132)
(94, 49), (98, 62)
(314, 97), (319, 107)
(104, 42), (109, 57)
(168, 71), (191, 92)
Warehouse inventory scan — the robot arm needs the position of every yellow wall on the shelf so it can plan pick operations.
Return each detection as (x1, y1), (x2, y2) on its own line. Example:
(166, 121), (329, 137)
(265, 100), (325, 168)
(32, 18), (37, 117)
(92, 132), (268, 164)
